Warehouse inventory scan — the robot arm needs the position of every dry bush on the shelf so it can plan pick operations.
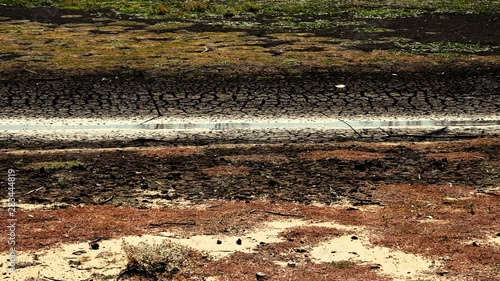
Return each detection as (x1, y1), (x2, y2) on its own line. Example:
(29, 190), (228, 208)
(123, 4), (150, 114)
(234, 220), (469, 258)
(119, 240), (196, 280)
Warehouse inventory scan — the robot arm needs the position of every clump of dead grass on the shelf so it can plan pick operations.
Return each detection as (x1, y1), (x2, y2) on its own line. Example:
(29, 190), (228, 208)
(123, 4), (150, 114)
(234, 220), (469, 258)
(224, 154), (290, 164)
(426, 152), (487, 161)
(202, 165), (250, 176)
(299, 150), (385, 161)
(120, 240), (200, 280)
(140, 147), (202, 157)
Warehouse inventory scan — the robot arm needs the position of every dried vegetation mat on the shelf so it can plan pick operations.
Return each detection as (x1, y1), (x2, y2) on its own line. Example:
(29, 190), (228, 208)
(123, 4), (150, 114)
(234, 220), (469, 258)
(0, 138), (499, 280)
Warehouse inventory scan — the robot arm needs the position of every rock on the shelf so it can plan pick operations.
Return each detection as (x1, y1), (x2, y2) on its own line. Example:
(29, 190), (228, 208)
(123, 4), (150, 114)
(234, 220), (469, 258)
(294, 248), (307, 253)
(369, 264), (381, 269)
(89, 242), (100, 250)
(236, 238), (242, 245)
(351, 236), (358, 240)
(287, 263), (296, 268)
(72, 250), (86, 255)
(217, 240), (222, 245)
(437, 270), (450, 276)
(472, 241), (479, 247)
(496, 232), (500, 237)
(256, 272), (266, 280)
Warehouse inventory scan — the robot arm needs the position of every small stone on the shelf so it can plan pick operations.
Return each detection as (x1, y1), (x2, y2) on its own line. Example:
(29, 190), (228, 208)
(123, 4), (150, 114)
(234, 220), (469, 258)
(89, 242), (99, 250)
(437, 270), (450, 276)
(259, 242), (266, 245)
(346, 207), (358, 211)
(294, 248), (307, 253)
(216, 240), (222, 245)
(496, 232), (500, 237)
(256, 272), (266, 280)
(72, 250), (86, 255)
(236, 238), (242, 245)
(369, 264), (381, 269)
(335, 84), (346, 88)
(351, 236), (358, 240)
(287, 263), (296, 268)
(472, 241), (479, 247)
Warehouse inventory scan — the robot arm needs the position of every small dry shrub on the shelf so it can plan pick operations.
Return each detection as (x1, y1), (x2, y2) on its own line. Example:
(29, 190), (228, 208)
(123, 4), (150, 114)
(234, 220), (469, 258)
(120, 240), (194, 280)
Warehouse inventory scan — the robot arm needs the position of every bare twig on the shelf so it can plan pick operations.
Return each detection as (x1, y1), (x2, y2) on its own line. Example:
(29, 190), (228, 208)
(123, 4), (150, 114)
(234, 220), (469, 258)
(148, 221), (196, 228)
(68, 224), (77, 233)
(43, 276), (64, 281)
(23, 68), (38, 74)
(139, 116), (161, 125)
(96, 195), (114, 204)
(339, 119), (363, 138)
(25, 187), (44, 195)
(378, 127), (392, 136)
(135, 70), (162, 117)
(249, 209), (304, 218)
(424, 126), (448, 136)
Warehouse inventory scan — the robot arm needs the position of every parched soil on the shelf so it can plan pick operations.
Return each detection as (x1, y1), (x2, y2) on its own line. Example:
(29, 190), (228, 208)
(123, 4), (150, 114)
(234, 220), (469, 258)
(1, 138), (498, 207)
(0, 139), (499, 280)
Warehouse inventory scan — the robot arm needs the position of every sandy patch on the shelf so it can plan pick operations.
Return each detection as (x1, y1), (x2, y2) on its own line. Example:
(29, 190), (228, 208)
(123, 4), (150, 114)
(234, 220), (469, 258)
(310, 235), (439, 280)
(4, 218), (439, 280)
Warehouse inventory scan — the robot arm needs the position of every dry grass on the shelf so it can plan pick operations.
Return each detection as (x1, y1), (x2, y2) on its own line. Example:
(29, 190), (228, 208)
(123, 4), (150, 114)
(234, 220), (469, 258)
(1, 17), (499, 74)
(140, 147), (203, 157)
(202, 165), (250, 176)
(224, 154), (290, 164)
(426, 152), (488, 161)
(299, 150), (386, 161)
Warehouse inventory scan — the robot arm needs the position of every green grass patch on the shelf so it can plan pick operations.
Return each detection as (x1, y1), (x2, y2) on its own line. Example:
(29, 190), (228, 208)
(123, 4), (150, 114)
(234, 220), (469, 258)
(352, 7), (424, 19)
(1, 0), (497, 19)
(393, 39), (494, 54)
(26, 160), (85, 171)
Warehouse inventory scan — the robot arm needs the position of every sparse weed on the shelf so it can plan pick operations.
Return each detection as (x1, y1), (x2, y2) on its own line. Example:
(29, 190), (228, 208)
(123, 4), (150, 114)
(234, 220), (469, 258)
(119, 240), (196, 280)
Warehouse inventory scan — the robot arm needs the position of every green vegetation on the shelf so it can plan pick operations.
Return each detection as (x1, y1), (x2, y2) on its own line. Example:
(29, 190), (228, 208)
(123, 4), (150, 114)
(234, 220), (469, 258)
(393, 39), (494, 54)
(0, 0), (499, 19)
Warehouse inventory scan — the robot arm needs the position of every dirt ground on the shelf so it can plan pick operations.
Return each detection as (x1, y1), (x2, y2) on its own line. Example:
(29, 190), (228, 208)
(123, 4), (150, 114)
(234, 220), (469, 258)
(1, 4), (499, 281)
(1, 139), (499, 280)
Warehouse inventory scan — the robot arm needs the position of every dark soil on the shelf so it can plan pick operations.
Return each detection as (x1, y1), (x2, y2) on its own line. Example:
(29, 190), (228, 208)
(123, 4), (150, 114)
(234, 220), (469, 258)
(2, 140), (498, 207)
(1, 67), (499, 120)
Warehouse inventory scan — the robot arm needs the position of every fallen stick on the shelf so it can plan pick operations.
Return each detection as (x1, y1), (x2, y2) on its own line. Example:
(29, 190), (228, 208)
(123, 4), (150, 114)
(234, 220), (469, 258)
(148, 221), (196, 228)
(249, 209), (304, 218)
(43, 276), (64, 281)
(339, 119), (363, 138)
(135, 70), (162, 117)
(25, 187), (44, 195)
(96, 195), (114, 204)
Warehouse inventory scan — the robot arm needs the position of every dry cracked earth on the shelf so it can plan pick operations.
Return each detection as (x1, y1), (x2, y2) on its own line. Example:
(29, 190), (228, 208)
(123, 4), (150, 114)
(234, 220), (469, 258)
(0, 5), (500, 281)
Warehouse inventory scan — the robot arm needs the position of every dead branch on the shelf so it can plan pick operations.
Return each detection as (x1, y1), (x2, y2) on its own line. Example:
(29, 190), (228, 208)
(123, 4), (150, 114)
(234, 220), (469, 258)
(25, 187), (44, 195)
(424, 126), (449, 136)
(339, 119), (363, 138)
(135, 70), (162, 117)
(249, 209), (304, 218)
(43, 276), (64, 281)
(148, 221), (196, 228)
(96, 195), (114, 204)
